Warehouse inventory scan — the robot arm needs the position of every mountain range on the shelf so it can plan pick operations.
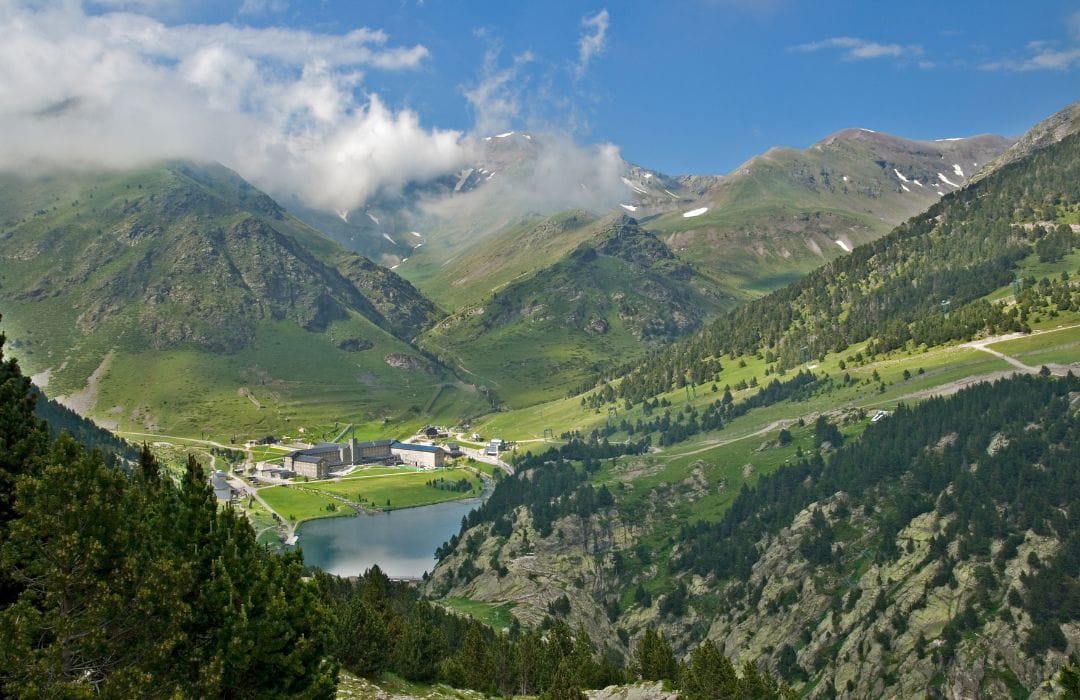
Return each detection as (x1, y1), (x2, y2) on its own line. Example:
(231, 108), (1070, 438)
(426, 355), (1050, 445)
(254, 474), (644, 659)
(422, 102), (1080, 698)
(0, 114), (1025, 425)
(1, 78), (1078, 699)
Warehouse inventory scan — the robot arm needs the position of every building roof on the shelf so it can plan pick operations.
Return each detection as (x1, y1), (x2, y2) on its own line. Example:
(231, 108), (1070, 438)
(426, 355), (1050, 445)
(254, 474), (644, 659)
(295, 454), (328, 464)
(391, 441), (442, 454)
(355, 439), (393, 448)
(286, 443), (344, 459)
(210, 473), (234, 502)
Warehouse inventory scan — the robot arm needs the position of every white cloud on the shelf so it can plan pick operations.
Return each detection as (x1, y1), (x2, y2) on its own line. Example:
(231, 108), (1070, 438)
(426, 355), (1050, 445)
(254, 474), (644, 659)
(979, 46), (1080, 72)
(792, 36), (922, 61)
(87, 0), (188, 18)
(463, 45), (534, 136)
(0, 1), (466, 212)
(979, 12), (1080, 72)
(238, 0), (288, 16)
(421, 132), (626, 221)
(576, 9), (609, 78)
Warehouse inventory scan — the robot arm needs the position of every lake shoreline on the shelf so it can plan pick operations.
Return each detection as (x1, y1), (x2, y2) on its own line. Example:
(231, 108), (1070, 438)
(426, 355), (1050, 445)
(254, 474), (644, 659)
(292, 481), (493, 579)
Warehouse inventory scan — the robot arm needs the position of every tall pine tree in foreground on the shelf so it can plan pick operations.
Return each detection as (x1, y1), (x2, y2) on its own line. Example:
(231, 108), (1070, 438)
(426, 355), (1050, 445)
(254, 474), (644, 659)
(0, 321), (336, 698)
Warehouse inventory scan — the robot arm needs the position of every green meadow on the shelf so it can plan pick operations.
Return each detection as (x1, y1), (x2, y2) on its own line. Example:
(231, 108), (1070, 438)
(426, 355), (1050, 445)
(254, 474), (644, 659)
(258, 467), (484, 525)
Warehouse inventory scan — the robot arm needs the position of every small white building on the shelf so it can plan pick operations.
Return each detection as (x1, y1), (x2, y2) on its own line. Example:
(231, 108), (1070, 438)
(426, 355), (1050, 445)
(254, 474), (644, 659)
(484, 438), (505, 456)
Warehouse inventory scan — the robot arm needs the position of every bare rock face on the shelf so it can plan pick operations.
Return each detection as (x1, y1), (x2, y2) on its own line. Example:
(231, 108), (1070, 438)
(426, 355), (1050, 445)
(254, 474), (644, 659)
(384, 353), (429, 371)
(973, 100), (1080, 182)
(587, 681), (677, 700)
(698, 495), (1076, 699)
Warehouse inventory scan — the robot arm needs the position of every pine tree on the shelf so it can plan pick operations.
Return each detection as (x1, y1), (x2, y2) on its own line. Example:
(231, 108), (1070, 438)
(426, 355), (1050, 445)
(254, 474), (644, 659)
(337, 596), (389, 677)
(137, 442), (161, 485)
(634, 627), (677, 682)
(679, 639), (738, 698)
(0, 318), (48, 544)
(540, 657), (587, 700)
(394, 612), (444, 683)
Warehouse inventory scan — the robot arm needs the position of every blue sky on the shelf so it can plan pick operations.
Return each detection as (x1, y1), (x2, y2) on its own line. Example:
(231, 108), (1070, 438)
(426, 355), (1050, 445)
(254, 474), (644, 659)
(197, 0), (1080, 175)
(4, 1), (1077, 212)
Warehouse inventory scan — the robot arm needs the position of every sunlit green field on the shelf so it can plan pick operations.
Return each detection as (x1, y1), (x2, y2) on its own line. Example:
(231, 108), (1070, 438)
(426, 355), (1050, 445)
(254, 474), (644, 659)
(440, 597), (517, 631)
(304, 468), (484, 510)
(258, 486), (356, 525)
(258, 467), (484, 524)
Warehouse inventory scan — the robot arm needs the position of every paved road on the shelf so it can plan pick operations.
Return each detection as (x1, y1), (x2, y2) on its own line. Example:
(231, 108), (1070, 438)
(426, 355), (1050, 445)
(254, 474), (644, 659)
(459, 446), (514, 475)
(227, 475), (295, 543)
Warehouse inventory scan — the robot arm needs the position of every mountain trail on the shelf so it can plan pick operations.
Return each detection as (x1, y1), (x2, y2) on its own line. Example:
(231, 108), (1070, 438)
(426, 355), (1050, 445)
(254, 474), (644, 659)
(961, 322), (1080, 374)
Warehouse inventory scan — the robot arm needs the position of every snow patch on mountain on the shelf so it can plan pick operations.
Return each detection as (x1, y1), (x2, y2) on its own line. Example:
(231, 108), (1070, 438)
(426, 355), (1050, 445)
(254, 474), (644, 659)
(938, 173), (959, 188)
(835, 239), (852, 252)
(952, 164), (965, 178)
(382, 233), (396, 244)
(893, 169), (910, 183)
(620, 204), (637, 212)
(682, 207), (708, 218)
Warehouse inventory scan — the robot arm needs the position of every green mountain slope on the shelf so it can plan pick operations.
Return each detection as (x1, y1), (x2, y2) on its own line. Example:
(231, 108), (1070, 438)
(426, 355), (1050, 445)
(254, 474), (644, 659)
(973, 99), (1080, 182)
(419, 216), (731, 406)
(0, 162), (484, 438)
(384, 131), (1009, 311)
(419, 101), (1080, 699)
(402, 210), (604, 312)
(608, 127), (1079, 402)
(644, 131), (1012, 294)
(682, 376), (1080, 696)
(427, 376), (1080, 697)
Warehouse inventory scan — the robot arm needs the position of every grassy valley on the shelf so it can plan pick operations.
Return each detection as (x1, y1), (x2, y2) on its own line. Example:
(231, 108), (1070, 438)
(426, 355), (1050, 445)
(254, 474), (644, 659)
(0, 91), (1076, 699)
(0, 162), (488, 439)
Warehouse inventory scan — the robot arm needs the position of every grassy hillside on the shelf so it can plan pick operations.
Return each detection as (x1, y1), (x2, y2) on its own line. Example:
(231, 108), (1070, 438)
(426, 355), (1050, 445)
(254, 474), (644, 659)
(598, 129), (1080, 404)
(382, 131), (1011, 325)
(420, 217), (731, 406)
(644, 131), (1011, 291)
(0, 162), (486, 439)
(401, 210), (604, 311)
